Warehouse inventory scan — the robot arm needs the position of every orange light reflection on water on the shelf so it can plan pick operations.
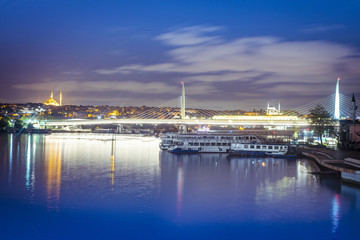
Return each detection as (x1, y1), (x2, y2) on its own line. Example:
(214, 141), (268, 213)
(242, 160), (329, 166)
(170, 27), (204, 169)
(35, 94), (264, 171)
(46, 140), (62, 211)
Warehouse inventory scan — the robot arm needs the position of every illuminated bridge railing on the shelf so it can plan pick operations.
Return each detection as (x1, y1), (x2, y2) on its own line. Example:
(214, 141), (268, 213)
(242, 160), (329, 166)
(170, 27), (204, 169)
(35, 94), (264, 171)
(41, 117), (310, 127)
(212, 115), (301, 121)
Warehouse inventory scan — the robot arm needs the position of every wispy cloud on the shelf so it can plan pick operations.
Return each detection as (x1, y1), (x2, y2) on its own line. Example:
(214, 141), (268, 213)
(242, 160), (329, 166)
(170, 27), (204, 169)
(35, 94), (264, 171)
(96, 25), (360, 86)
(12, 80), (219, 97)
(300, 24), (345, 33)
(92, 25), (360, 108)
(155, 25), (224, 46)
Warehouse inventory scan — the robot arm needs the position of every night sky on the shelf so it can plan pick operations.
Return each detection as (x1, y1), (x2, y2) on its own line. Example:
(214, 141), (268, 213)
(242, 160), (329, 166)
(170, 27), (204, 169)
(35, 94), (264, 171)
(1, 0), (359, 110)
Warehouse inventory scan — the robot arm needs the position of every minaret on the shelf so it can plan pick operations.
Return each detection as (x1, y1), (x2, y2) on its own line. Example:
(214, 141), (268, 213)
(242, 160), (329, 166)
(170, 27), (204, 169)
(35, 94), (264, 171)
(51, 90), (54, 99)
(350, 93), (358, 123)
(59, 91), (62, 106)
(278, 102), (281, 114)
(334, 77), (340, 119)
(181, 82), (185, 119)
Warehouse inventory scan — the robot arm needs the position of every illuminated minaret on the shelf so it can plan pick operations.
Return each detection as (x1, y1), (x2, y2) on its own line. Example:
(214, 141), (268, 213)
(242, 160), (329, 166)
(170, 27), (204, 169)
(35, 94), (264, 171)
(181, 82), (185, 119)
(278, 102), (281, 114)
(59, 91), (62, 106)
(334, 77), (340, 119)
(51, 90), (54, 99)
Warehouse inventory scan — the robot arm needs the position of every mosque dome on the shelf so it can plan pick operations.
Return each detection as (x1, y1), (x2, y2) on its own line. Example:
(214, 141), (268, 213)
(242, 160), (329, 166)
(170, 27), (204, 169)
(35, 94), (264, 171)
(43, 90), (61, 106)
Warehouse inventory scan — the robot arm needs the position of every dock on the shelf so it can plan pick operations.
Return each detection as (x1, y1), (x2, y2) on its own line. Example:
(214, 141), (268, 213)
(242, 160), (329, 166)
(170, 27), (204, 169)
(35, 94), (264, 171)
(299, 147), (360, 184)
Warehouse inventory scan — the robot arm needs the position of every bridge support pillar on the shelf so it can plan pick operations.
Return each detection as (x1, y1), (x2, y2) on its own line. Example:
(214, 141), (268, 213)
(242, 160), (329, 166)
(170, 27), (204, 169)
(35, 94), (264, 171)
(179, 124), (187, 133)
(116, 124), (122, 134)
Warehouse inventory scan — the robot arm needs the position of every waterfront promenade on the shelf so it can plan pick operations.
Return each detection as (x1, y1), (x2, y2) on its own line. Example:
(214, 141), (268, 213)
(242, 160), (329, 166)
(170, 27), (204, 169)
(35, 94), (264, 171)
(299, 147), (360, 183)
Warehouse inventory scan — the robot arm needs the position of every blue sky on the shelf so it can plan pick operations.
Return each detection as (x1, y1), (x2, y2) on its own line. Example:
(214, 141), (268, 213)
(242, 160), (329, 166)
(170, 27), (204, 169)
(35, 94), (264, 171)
(1, 0), (359, 109)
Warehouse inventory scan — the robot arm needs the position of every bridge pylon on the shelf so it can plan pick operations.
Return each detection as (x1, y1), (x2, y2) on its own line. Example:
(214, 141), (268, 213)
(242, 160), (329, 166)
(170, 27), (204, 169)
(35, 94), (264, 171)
(180, 82), (187, 133)
(334, 77), (340, 119)
(116, 124), (122, 134)
(181, 82), (185, 120)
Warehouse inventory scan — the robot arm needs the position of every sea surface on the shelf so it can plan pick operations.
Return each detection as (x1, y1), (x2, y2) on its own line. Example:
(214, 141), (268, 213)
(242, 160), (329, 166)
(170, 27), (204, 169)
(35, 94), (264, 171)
(0, 133), (359, 240)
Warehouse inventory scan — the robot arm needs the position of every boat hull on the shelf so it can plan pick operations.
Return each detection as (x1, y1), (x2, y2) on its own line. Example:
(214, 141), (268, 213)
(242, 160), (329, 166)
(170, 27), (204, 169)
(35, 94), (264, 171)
(265, 153), (297, 158)
(168, 148), (199, 154)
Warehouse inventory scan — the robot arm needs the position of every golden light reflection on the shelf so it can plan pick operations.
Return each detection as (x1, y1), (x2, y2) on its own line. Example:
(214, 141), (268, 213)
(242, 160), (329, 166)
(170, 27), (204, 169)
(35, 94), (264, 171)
(46, 141), (62, 210)
(110, 155), (115, 187)
(110, 135), (116, 187)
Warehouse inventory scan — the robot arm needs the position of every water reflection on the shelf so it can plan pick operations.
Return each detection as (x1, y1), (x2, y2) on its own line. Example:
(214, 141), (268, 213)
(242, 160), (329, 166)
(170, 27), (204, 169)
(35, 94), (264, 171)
(331, 194), (341, 234)
(46, 139), (62, 210)
(1, 134), (360, 240)
(25, 134), (32, 190)
(176, 161), (184, 216)
(110, 135), (115, 187)
(8, 134), (13, 184)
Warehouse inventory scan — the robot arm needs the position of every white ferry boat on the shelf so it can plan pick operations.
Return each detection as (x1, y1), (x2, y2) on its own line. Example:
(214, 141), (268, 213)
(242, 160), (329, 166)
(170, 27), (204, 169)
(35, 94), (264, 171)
(228, 143), (294, 157)
(164, 133), (262, 153)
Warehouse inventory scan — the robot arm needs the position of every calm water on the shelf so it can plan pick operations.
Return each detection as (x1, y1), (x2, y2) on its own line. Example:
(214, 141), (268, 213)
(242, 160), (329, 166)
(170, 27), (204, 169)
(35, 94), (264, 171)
(0, 133), (359, 240)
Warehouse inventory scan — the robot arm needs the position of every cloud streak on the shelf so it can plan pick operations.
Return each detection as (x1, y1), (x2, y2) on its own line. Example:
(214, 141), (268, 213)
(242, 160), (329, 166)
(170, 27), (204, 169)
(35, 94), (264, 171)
(300, 24), (345, 33)
(96, 25), (360, 87)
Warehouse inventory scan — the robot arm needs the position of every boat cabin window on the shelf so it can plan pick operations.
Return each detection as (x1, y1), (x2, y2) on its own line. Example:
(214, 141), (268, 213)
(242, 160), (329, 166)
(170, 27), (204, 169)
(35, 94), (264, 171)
(194, 142), (199, 146)
(244, 145), (248, 148)
(246, 136), (249, 140)
(268, 146), (273, 149)
(217, 143), (221, 146)
(262, 145), (267, 149)
(250, 145), (254, 149)
(222, 143), (227, 146)
(256, 145), (261, 149)
(228, 143), (231, 146)
(211, 143), (216, 146)
(206, 143), (210, 146)
(178, 142), (184, 146)
(200, 143), (205, 146)
(189, 142), (193, 146)
(274, 146), (279, 150)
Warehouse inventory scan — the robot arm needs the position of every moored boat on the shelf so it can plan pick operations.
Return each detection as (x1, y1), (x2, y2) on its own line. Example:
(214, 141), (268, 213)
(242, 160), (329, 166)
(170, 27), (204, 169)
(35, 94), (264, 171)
(160, 132), (262, 153)
(228, 143), (291, 157)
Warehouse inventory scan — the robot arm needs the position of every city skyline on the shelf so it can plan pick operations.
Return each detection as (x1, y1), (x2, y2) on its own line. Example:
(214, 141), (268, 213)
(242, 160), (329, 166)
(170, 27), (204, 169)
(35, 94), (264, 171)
(1, 0), (360, 109)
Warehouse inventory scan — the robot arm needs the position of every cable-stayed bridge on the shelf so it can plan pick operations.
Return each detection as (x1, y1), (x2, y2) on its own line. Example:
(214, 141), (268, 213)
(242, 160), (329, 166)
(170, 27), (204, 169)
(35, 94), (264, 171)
(41, 85), (356, 128)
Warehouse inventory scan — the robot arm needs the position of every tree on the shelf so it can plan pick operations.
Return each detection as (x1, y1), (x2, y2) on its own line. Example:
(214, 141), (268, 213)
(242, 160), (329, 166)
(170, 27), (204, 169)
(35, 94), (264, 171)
(308, 105), (335, 146)
(14, 119), (24, 132)
(0, 116), (11, 131)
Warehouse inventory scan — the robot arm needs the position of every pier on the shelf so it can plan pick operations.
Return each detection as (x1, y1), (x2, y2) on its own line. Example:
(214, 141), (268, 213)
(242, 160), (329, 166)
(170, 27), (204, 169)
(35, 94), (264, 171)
(299, 147), (360, 184)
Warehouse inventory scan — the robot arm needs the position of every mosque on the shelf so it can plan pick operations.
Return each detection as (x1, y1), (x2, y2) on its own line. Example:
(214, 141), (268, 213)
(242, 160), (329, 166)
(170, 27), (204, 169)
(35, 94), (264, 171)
(266, 102), (282, 115)
(43, 90), (62, 106)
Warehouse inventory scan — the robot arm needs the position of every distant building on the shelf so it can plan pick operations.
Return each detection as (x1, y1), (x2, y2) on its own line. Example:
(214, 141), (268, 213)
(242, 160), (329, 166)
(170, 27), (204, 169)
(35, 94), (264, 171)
(339, 93), (359, 150)
(339, 121), (360, 150)
(43, 90), (62, 106)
